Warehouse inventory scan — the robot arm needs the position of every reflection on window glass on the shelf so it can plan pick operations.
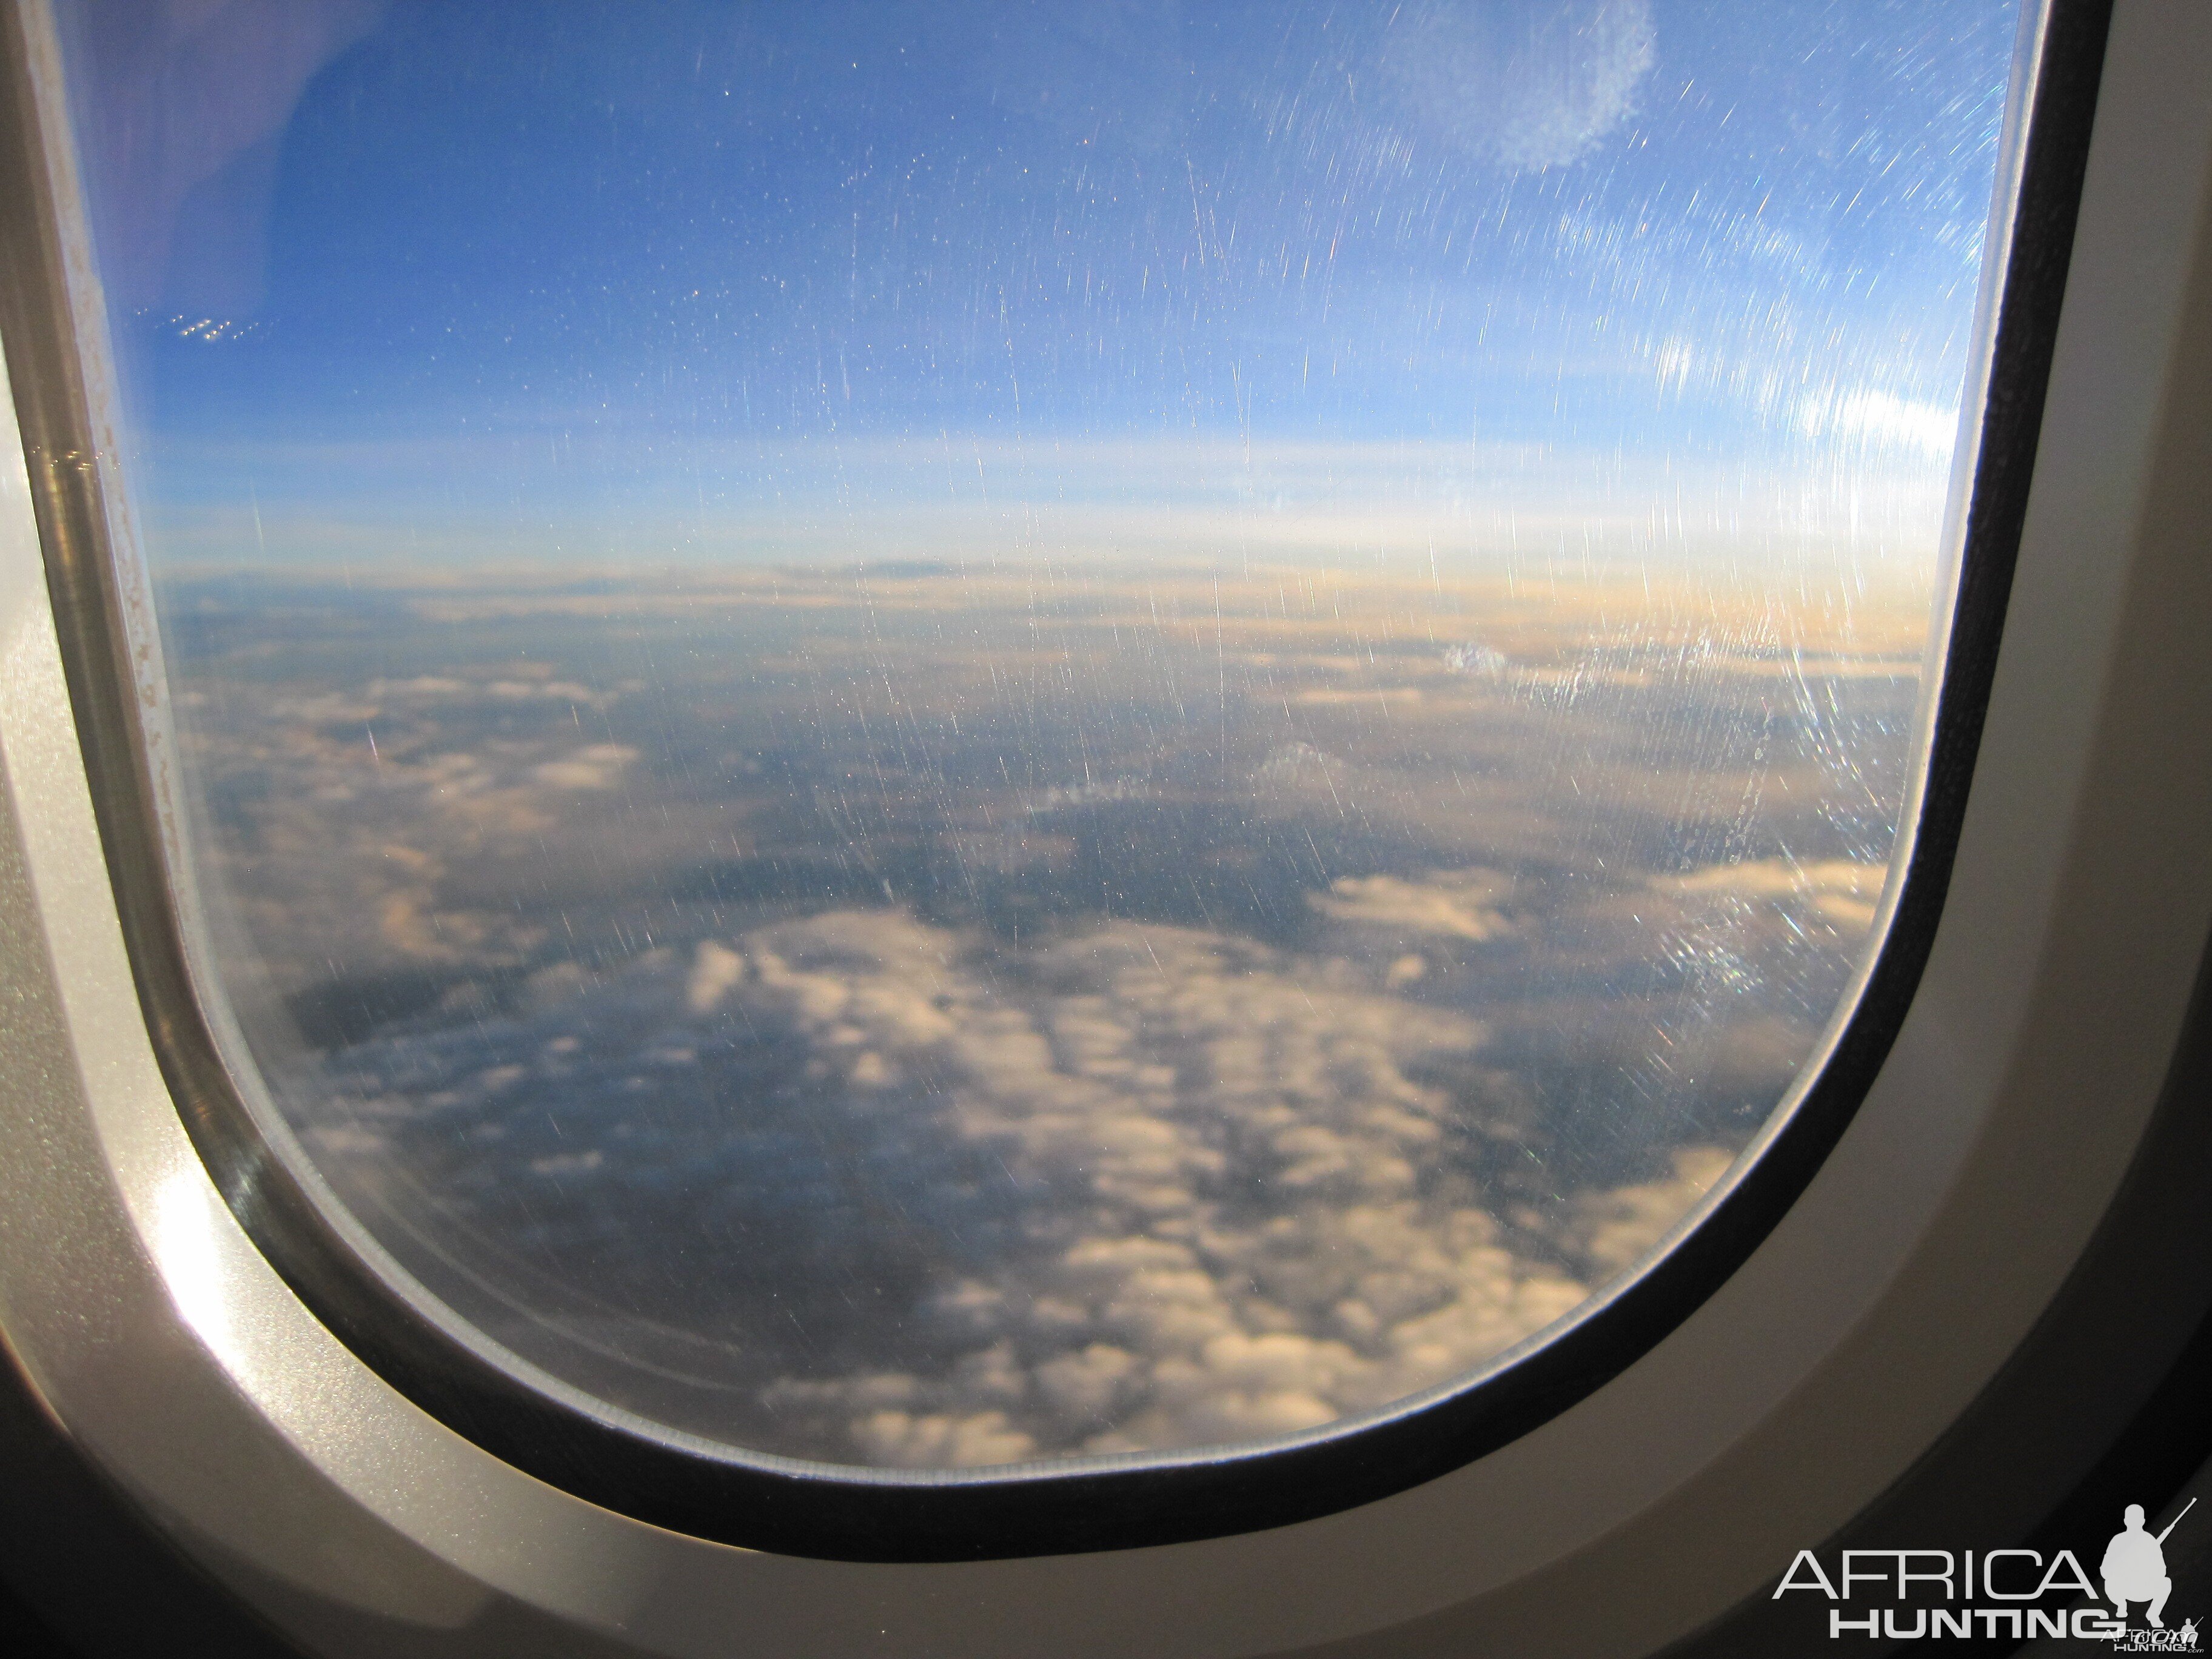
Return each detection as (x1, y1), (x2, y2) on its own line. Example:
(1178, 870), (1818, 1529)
(56, 0), (2020, 1469)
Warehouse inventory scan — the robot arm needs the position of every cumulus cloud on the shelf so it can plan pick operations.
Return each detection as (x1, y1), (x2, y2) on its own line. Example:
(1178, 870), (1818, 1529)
(850, 1409), (1037, 1469)
(179, 565), (1913, 1471)
(1309, 868), (1513, 942)
(1657, 857), (1888, 932)
(311, 900), (1736, 1467)
(530, 743), (638, 790)
(1561, 1144), (1735, 1281)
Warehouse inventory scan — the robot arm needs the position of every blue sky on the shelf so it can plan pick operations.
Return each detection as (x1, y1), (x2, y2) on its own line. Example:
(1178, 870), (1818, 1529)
(58, 0), (2024, 571)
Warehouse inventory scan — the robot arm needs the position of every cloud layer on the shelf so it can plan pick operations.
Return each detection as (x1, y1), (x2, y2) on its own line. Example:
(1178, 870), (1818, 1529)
(312, 902), (1734, 1464)
(170, 562), (1917, 1466)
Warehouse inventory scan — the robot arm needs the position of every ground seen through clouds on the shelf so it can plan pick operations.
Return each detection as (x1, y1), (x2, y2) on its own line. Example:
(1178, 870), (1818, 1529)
(161, 560), (1922, 1466)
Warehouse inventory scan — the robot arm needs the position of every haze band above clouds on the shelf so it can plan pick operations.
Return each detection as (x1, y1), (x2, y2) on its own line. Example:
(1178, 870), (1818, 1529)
(145, 428), (1961, 578)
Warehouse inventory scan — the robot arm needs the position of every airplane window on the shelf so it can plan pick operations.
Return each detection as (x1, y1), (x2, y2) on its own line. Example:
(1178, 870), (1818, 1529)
(44, 0), (2023, 1480)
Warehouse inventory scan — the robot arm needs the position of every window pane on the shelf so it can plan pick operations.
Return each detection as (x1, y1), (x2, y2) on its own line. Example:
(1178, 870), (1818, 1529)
(55, 0), (2021, 1469)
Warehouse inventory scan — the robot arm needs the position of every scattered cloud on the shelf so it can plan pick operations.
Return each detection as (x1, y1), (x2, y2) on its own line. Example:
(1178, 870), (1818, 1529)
(178, 565), (1910, 1466)
(1657, 856), (1889, 932)
(531, 743), (638, 791)
(1310, 869), (1513, 943)
(1381, 0), (1656, 172)
(1563, 1145), (1735, 1281)
(315, 902), (1746, 1464)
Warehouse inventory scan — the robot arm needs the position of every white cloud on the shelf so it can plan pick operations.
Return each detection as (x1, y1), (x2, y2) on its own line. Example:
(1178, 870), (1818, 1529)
(1657, 857), (1889, 933)
(1381, 0), (1656, 172)
(312, 900), (1757, 1466)
(850, 1410), (1037, 1470)
(1309, 869), (1513, 942)
(1562, 1145), (1735, 1281)
(529, 743), (638, 790)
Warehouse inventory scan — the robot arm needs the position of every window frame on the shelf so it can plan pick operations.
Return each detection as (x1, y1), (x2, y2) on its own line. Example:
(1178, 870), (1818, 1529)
(2, 0), (2210, 1647)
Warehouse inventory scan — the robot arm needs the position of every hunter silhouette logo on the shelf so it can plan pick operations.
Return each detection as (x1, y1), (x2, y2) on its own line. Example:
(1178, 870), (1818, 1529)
(2103, 1501), (2187, 1628)
(2103, 1498), (2199, 1652)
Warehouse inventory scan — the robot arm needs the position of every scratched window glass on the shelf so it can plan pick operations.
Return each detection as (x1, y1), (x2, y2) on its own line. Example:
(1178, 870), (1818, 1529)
(58, 0), (2021, 1467)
